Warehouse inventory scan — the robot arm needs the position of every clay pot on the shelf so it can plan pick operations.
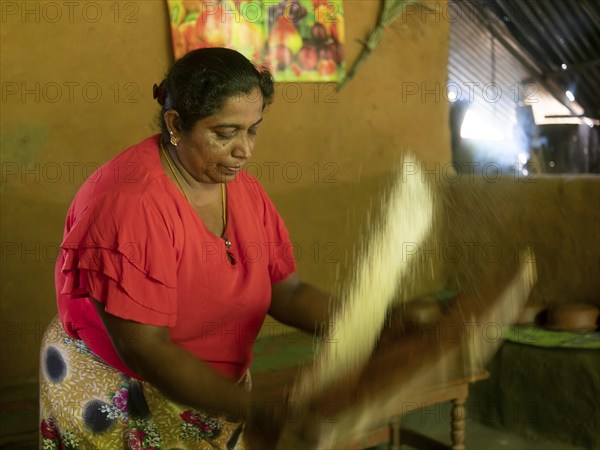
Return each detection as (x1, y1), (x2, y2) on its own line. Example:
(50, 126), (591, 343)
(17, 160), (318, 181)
(544, 302), (600, 333)
(516, 303), (545, 325)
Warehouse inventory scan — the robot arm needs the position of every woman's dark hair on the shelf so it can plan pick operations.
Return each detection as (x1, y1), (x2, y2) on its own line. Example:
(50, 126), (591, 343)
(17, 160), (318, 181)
(153, 48), (274, 143)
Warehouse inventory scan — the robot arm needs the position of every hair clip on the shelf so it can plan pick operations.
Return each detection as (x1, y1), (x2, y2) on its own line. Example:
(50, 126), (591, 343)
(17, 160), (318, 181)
(153, 80), (167, 106)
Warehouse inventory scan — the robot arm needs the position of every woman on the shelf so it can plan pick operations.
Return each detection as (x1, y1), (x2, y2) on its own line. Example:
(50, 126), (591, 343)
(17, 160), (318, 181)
(40, 48), (330, 449)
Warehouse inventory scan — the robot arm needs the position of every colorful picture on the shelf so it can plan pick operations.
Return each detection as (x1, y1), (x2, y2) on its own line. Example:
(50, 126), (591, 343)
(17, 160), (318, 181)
(167, 0), (345, 82)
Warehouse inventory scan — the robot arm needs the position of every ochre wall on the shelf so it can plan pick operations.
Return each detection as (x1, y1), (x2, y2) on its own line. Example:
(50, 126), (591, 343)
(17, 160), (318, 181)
(1, 0), (451, 388)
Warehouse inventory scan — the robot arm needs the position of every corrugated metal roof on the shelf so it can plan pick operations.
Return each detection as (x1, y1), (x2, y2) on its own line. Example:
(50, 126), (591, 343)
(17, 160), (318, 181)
(456, 0), (600, 120)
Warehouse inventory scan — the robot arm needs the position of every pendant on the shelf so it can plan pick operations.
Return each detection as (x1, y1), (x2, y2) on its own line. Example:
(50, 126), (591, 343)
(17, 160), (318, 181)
(224, 238), (232, 249)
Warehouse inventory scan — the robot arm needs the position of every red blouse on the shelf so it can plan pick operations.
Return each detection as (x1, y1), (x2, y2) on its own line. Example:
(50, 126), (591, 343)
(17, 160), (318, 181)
(56, 135), (296, 380)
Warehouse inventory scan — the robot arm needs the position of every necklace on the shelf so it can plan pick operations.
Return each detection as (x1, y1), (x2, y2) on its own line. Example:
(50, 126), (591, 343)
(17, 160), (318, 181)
(160, 142), (232, 250)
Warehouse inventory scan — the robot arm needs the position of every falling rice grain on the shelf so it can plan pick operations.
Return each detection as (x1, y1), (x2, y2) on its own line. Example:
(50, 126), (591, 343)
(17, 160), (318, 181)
(290, 154), (435, 403)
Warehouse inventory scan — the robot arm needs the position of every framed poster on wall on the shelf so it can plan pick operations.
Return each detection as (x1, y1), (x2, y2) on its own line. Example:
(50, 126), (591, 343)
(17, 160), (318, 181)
(167, 0), (345, 82)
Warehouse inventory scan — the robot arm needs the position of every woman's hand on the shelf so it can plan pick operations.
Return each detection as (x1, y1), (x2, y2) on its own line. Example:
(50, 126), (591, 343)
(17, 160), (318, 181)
(243, 371), (326, 450)
(245, 395), (324, 450)
(274, 408), (324, 450)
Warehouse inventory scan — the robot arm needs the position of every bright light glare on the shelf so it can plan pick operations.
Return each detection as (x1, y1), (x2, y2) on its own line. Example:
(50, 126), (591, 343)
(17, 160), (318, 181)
(447, 90), (457, 101)
(561, 63), (567, 70)
(460, 109), (505, 140)
(566, 90), (575, 102)
(518, 152), (528, 164)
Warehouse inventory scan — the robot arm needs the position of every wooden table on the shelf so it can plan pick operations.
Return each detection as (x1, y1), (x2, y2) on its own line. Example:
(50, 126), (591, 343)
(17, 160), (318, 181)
(252, 331), (489, 450)
(342, 370), (489, 450)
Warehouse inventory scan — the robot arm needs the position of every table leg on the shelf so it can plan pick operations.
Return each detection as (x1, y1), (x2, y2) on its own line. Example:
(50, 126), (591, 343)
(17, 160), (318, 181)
(389, 417), (401, 450)
(451, 397), (466, 450)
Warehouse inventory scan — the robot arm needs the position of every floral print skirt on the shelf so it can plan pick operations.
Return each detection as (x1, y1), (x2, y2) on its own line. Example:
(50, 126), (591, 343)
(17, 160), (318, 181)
(40, 316), (246, 450)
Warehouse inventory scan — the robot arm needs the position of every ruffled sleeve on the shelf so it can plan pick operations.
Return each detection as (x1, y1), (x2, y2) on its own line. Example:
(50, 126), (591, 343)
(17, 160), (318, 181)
(59, 192), (179, 327)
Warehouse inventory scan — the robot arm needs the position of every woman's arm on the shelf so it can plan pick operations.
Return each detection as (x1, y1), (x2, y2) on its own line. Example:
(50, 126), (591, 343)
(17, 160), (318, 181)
(268, 272), (334, 335)
(92, 299), (251, 420)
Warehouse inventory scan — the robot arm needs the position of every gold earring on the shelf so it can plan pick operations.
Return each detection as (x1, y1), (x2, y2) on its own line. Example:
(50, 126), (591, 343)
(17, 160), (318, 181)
(170, 132), (178, 147)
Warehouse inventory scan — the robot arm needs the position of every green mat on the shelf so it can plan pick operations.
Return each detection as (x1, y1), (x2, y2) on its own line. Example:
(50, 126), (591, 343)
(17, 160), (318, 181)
(251, 322), (599, 376)
(251, 332), (315, 373)
(504, 325), (600, 349)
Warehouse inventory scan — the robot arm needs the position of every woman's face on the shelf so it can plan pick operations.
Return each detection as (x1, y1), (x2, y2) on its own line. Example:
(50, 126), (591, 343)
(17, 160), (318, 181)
(175, 87), (264, 184)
